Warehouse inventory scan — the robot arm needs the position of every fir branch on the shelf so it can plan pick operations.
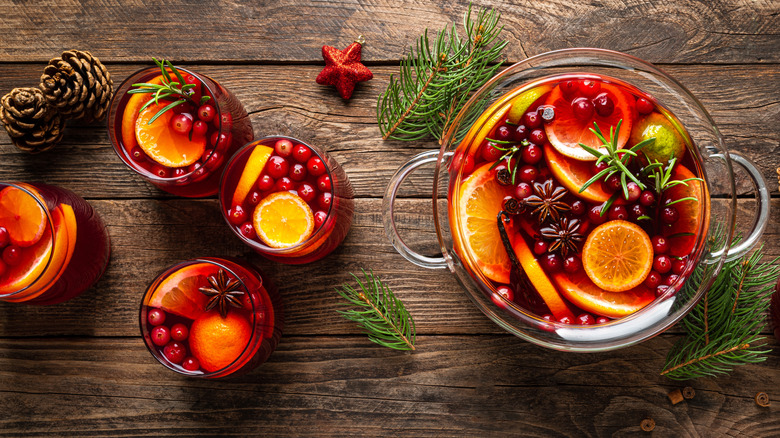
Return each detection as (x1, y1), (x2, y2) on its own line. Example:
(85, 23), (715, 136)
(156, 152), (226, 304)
(336, 270), (416, 351)
(377, 5), (507, 143)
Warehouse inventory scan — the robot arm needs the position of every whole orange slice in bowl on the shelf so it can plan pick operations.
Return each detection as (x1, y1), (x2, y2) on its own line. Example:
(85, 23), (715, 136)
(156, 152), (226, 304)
(253, 192), (315, 249)
(552, 271), (655, 318)
(582, 220), (653, 292)
(146, 262), (211, 320)
(135, 101), (207, 168)
(0, 186), (47, 247)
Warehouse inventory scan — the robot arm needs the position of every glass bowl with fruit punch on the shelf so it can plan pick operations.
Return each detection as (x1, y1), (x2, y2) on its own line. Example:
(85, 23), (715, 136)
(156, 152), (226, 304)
(383, 48), (770, 351)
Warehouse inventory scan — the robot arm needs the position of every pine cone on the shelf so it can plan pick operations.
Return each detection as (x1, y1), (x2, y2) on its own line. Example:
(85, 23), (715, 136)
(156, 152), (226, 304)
(0, 87), (65, 153)
(39, 49), (114, 123)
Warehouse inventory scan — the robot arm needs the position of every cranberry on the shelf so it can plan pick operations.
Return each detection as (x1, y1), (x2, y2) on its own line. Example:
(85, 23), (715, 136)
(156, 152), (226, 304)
(518, 165), (538, 184)
(1, 245), (21, 266)
(164, 341), (187, 364)
(558, 315), (573, 324)
(625, 182), (641, 202)
(266, 156), (290, 179)
(639, 190), (656, 207)
(130, 147), (146, 162)
(513, 182), (531, 199)
(318, 192), (332, 210)
(636, 97), (654, 115)
(215, 112), (233, 130)
(317, 174), (332, 192)
(533, 240), (548, 255)
(275, 177), (294, 192)
(608, 205), (628, 221)
(542, 314), (554, 322)
(651, 236), (669, 254)
(169, 168), (185, 179)
(572, 97), (594, 121)
(560, 80), (578, 99)
(147, 309), (166, 326)
(542, 253), (562, 272)
(0, 227), (9, 248)
(672, 258), (686, 275)
(210, 132), (232, 149)
(523, 111), (541, 129)
(592, 161), (608, 174)
(579, 79), (601, 98)
(630, 204), (647, 220)
(655, 285), (669, 297)
(462, 154), (475, 175)
(257, 174), (274, 191)
(653, 255), (672, 274)
(511, 125), (528, 142)
(495, 285), (514, 302)
(247, 191), (262, 206)
(596, 316), (610, 324)
(274, 139), (294, 157)
(184, 74), (199, 87)
(227, 205), (247, 225)
(481, 142), (503, 162)
(602, 174), (621, 193)
(197, 104), (216, 122)
(522, 143), (543, 164)
(240, 222), (256, 239)
(205, 150), (222, 169)
(314, 210), (328, 228)
(151, 164), (170, 178)
(570, 200), (586, 216)
(297, 182), (316, 203)
(661, 206), (679, 224)
(182, 357), (200, 372)
(529, 129), (547, 145)
(663, 274), (678, 286)
(494, 125), (512, 141)
(593, 92), (614, 117)
(171, 113), (193, 135)
(171, 323), (188, 341)
(188, 163), (206, 180)
(151, 326), (170, 347)
(577, 314), (595, 325)
(644, 271), (661, 288)
(588, 205), (607, 225)
(563, 256), (581, 273)
(292, 144), (312, 163)
(290, 163), (307, 181)
(307, 157), (326, 176)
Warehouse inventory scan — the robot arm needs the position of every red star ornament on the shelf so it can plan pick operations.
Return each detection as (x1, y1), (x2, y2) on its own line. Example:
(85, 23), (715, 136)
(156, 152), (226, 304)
(316, 36), (373, 100)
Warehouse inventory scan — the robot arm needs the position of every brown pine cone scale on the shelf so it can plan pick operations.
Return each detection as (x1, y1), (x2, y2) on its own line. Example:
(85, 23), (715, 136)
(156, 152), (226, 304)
(39, 49), (113, 123)
(0, 87), (64, 153)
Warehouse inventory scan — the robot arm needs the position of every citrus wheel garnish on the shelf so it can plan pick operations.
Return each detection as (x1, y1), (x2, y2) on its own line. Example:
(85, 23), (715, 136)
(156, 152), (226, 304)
(146, 263), (211, 320)
(231, 145), (273, 207)
(582, 220), (653, 292)
(512, 234), (575, 321)
(188, 311), (252, 372)
(506, 84), (553, 124)
(253, 192), (315, 249)
(121, 75), (164, 151)
(455, 163), (511, 284)
(552, 271), (655, 318)
(135, 101), (207, 168)
(544, 81), (634, 161)
(662, 164), (704, 257)
(0, 186), (47, 247)
(544, 143), (615, 204)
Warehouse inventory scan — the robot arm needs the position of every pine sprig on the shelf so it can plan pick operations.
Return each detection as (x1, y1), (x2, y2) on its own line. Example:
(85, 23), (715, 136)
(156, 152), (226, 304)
(377, 5), (507, 143)
(661, 242), (780, 380)
(337, 270), (416, 351)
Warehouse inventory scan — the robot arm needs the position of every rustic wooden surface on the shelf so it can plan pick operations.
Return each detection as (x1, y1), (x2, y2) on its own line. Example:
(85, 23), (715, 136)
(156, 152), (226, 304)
(1, 0), (779, 436)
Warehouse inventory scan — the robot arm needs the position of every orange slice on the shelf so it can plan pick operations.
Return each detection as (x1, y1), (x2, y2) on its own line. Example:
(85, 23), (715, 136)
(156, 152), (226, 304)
(512, 235), (575, 321)
(0, 220), (53, 295)
(253, 192), (315, 249)
(454, 163), (511, 284)
(146, 262), (211, 320)
(662, 164), (705, 257)
(582, 220), (653, 292)
(544, 143), (617, 204)
(189, 311), (252, 372)
(231, 145), (273, 207)
(552, 271), (655, 318)
(121, 75), (165, 151)
(0, 186), (47, 247)
(135, 101), (207, 168)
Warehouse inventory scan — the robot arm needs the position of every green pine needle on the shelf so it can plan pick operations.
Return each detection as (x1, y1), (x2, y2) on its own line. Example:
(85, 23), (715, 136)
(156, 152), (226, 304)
(377, 4), (507, 143)
(661, 238), (780, 380)
(337, 270), (416, 351)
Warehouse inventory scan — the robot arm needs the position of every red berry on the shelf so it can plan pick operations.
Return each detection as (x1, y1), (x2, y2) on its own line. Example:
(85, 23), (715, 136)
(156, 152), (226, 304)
(639, 190), (656, 207)
(542, 314), (554, 322)
(653, 255), (672, 274)
(215, 112), (233, 130)
(318, 192), (332, 210)
(662, 206), (679, 224)
(630, 204), (647, 220)
(636, 97), (654, 115)
(494, 125), (512, 141)
(529, 129), (547, 145)
(644, 270), (661, 288)
(317, 174), (332, 192)
(570, 200), (586, 216)
(257, 174), (274, 191)
(266, 156), (289, 179)
(523, 111), (541, 129)
(163, 341), (186, 364)
(481, 142), (503, 162)
(651, 236), (669, 254)
(664, 274), (679, 286)
(588, 205), (607, 225)
(672, 258), (686, 275)
(542, 253), (562, 272)
(152, 165), (170, 178)
(518, 165), (538, 184)
(170, 323), (188, 341)
(274, 176), (294, 192)
(522, 143), (543, 164)
(462, 154), (475, 175)
(151, 326), (170, 347)
(533, 240), (548, 255)
(592, 161), (609, 174)
(292, 144), (312, 163)
(274, 139), (294, 157)
(577, 313), (595, 325)
(655, 285), (669, 297)
(197, 104), (216, 122)
(512, 124), (529, 141)
(297, 182), (316, 203)
(558, 315), (573, 324)
(172, 167), (188, 179)
(596, 316), (610, 324)
(593, 92), (614, 117)
(210, 132), (232, 149)
(307, 157), (326, 176)
(147, 309), (166, 326)
(228, 205), (247, 225)
(240, 222), (256, 239)
(171, 113), (193, 135)
(2, 246), (21, 266)
(130, 146), (146, 162)
(625, 182), (641, 202)
(515, 182), (532, 199)
(602, 174), (621, 193)
(289, 163), (307, 182)
(608, 205), (628, 221)
(495, 285), (515, 302)
(572, 97), (594, 121)
(563, 256), (581, 273)
(205, 150), (222, 169)
(182, 357), (200, 371)
(579, 79), (601, 98)
(247, 191), (262, 206)
(314, 210), (328, 228)
(560, 80), (577, 100)
(0, 227), (9, 248)
(192, 120), (208, 137)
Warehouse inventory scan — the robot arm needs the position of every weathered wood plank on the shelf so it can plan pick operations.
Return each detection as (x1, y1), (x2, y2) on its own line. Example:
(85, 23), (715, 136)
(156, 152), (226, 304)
(0, 64), (778, 199)
(0, 336), (778, 437)
(0, 0), (777, 64)
(0, 198), (775, 337)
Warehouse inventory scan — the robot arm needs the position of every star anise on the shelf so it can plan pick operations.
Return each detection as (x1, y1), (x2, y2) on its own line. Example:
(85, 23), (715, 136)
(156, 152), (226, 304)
(199, 269), (244, 318)
(523, 179), (570, 224)
(540, 217), (584, 257)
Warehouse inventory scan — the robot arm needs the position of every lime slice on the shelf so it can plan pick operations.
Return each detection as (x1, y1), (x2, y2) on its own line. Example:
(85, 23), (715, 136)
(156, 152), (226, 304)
(506, 84), (553, 124)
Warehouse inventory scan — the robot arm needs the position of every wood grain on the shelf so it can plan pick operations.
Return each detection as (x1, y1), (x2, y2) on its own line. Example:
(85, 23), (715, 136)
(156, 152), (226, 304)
(0, 0), (777, 64)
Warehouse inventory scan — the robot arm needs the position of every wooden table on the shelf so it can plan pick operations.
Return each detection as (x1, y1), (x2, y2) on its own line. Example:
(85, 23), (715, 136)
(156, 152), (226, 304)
(1, 1), (779, 436)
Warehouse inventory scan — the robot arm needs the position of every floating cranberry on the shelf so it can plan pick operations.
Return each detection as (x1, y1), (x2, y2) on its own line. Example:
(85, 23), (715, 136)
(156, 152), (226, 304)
(542, 314), (554, 322)
(215, 112), (233, 130)
(518, 165), (538, 184)
(654, 255), (672, 274)
(652, 236), (669, 254)
(661, 206), (679, 224)
(275, 177), (294, 192)
(563, 256), (581, 273)
(164, 341), (187, 364)
(495, 285), (515, 302)
(593, 92), (614, 117)
(655, 285), (669, 297)
(522, 143), (543, 164)
(290, 163), (307, 182)
(592, 160), (608, 174)
(602, 174), (621, 193)
(608, 205), (628, 221)
(171, 323), (189, 341)
(558, 315), (573, 324)
(182, 357), (200, 372)
(572, 97), (594, 121)
(274, 139), (294, 157)
(248, 191), (262, 206)
(318, 192), (332, 210)
(494, 125), (512, 141)
(664, 274), (679, 286)
(292, 144), (312, 163)
(147, 309), (166, 326)
(577, 314), (595, 325)
(636, 97), (654, 115)
(570, 200), (586, 216)
(171, 113), (193, 135)
(560, 80), (577, 100)
(596, 316), (610, 324)
(151, 165), (170, 178)
(644, 270), (661, 288)
(257, 174), (274, 191)
(630, 204), (647, 220)
(205, 150), (222, 169)
(462, 154), (475, 175)
(512, 124), (529, 141)
(624, 182), (641, 202)
(523, 111), (541, 129)
(171, 168), (187, 179)
(314, 210), (328, 228)
(210, 132), (232, 149)
(266, 156), (289, 179)
(542, 253), (562, 272)
(151, 326), (170, 347)
(227, 205), (247, 225)
(579, 79), (601, 98)
(533, 240), (548, 255)
(130, 146), (146, 162)
(197, 104), (216, 122)
(639, 190), (656, 207)
(240, 222), (256, 239)
(307, 157), (326, 176)
(515, 182), (532, 199)
(0, 227), (8, 248)
(672, 258), (686, 275)
(317, 174), (332, 192)
(297, 182), (316, 203)
(481, 142), (503, 162)
(588, 205), (608, 225)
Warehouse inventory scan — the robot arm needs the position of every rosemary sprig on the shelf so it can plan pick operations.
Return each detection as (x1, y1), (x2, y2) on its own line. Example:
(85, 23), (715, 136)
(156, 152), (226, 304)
(127, 58), (211, 125)
(377, 5), (507, 144)
(337, 270), (416, 351)
(646, 156), (703, 204)
(488, 139), (527, 184)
